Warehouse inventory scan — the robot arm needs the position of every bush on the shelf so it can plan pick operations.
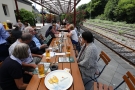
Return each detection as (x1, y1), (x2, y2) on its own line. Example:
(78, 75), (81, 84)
(16, 9), (35, 26)
(96, 14), (108, 20)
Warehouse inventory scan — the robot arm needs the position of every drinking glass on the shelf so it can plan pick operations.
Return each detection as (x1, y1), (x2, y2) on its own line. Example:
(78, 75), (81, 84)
(46, 49), (50, 57)
(56, 40), (59, 45)
(66, 45), (70, 52)
(38, 63), (45, 77)
(66, 46), (70, 57)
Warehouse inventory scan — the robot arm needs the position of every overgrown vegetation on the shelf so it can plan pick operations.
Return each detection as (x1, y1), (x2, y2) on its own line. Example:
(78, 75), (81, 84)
(77, 0), (135, 23)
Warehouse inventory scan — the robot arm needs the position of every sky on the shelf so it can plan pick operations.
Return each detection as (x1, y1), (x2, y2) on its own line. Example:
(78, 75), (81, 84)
(77, 0), (91, 7)
(32, 0), (91, 11)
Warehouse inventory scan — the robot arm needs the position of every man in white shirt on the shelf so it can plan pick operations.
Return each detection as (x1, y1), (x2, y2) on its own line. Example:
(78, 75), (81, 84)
(9, 33), (42, 71)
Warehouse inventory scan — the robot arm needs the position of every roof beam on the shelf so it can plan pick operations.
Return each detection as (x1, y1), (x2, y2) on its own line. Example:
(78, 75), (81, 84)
(41, 0), (60, 14)
(67, 0), (71, 13)
(70, 0), (81, 12)
(57, 0), (64, 13)
(30, 0), (59, 14)
(48, 0), (62, 14)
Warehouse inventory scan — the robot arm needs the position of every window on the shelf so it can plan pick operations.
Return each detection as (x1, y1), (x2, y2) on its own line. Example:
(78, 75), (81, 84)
(2, 4), (9, 16)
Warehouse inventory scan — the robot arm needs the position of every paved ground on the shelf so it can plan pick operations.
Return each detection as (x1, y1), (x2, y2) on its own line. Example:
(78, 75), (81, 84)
(0, 24), (134, 90)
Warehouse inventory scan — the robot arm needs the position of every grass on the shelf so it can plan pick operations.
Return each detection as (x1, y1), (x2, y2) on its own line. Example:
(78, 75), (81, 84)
(87, 19), (135, 29)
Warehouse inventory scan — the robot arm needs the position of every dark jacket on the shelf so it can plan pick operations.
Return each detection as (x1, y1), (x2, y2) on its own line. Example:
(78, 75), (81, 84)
(29, 35), (44, 54)
(45, 26), (55, 38)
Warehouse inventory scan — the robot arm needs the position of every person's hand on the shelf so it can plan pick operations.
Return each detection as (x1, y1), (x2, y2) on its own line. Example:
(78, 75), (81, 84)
(38, 55), (43, 58)
(40, 44), (46, 49)
(31, 64), (37, 68)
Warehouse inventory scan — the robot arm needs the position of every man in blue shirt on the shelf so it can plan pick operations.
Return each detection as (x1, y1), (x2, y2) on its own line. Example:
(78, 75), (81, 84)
(24, 27), (48, 54)
(0, 23), (10, 61)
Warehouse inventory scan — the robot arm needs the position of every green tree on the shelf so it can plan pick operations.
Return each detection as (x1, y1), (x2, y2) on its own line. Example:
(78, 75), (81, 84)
(16, 9), (35, 26)
(86, 0), (108, 18)
(77, 4), (90, 19)
(104, 0), (119, 20)
(114, 0), (135, 23)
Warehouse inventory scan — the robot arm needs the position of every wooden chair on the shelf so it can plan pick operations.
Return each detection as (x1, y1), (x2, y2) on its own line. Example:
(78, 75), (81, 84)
(94, 71), (135, 90)
(85, 51), (111, 86)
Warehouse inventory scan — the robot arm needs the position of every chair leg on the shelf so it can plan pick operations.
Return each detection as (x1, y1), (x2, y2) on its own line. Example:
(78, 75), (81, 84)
(84, 77), (97, 86)
(114, 81), (125, 90)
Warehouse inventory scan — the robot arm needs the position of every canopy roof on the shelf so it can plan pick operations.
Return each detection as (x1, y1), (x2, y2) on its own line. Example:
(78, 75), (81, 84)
(30, 0), (81, 15)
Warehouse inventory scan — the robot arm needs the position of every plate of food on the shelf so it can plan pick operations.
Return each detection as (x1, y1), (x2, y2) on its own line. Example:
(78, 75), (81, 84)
(44, 70), (73, 90)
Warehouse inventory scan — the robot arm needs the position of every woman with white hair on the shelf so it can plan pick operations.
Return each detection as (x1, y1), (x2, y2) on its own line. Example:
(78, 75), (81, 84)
(0, 43), (31, 90)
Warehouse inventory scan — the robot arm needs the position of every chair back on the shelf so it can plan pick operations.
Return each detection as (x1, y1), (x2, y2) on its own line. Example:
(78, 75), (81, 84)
(100, 51), (111, 65)
(123, 71), (135, 90)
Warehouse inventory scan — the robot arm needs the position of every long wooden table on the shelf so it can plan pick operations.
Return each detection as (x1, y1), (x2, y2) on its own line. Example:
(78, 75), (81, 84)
(26, 33), (85, 90)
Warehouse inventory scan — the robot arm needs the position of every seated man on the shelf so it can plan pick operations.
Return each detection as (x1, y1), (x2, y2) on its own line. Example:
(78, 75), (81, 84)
(9, 33), (42, 72)
(0, 43), (32, 90)
(24, 27), (48, 55)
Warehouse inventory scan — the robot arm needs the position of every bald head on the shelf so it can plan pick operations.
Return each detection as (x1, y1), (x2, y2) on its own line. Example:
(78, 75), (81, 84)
(24, 27), (36, 35)
(21, 33), (32, 44)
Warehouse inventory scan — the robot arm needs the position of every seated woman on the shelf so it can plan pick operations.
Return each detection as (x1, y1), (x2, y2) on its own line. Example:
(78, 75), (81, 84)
(77, 31), (98, 82)
(0, 43), (32, 90)
(67, 24), (81, 52)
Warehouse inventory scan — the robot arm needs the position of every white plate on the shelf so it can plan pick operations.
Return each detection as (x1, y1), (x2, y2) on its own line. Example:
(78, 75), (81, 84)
(44, 70), (73, 90)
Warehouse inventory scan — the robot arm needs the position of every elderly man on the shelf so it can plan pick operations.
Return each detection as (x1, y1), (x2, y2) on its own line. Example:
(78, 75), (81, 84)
(24, 27), (48, 54)
(9, 33), (42, 71)
(0, 23), (10, 61)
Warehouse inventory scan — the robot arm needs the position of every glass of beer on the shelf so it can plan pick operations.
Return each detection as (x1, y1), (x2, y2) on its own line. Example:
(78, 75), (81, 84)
(46, 49), (50, 57)
(56, 40), (59, 46)
(66, 46), (70, 57)
(38, 63), (45, 77)
(66, 46), (70, 52)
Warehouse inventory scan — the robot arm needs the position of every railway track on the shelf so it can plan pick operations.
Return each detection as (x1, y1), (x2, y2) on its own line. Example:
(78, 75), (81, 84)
(85, 23), (135, 40)
(81, 25), (135, 66)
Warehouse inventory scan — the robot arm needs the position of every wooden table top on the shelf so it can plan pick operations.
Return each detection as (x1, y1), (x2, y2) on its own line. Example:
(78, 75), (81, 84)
(26, 33), (85, 90)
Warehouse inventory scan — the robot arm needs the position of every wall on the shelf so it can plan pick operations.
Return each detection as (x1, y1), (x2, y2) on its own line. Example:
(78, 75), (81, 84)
(0, 0), (16, 24)
(12, 1), (32, 12)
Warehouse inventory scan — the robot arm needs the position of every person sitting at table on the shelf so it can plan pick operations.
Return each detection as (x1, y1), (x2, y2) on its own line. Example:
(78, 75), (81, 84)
(67, 24), (81, 52)
(24, 22), (31, 32)
(77, 31), (98, 83)
(10, 26), (22, 44)
(18, 22), (25, 31)
(9, 33), (42, 72)
(45, 23), (59, 38)
(0, 43), (32, 90)
(65, 22), (70, 30)
(56, 21), (60, 30)
(24, 27), (48, 55)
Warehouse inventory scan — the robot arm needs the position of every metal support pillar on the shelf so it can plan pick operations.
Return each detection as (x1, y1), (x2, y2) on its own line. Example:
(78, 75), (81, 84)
(41, 0), (44, 26)
(14, 0), (20, 20)
(74, 0), (76, 26)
